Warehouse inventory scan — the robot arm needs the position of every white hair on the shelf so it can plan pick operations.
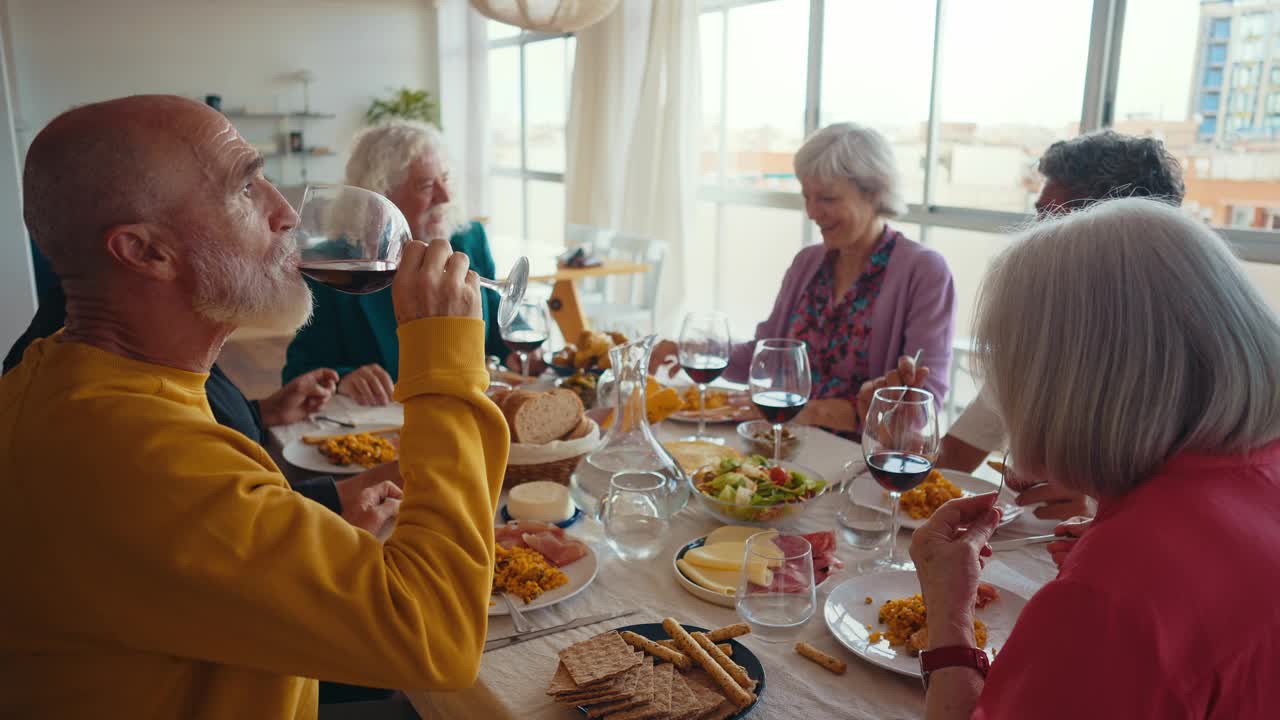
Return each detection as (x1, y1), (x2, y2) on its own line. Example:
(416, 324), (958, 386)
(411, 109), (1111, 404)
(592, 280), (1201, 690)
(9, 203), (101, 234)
(793, 122), (906, 217)
(344, 120), (464, 234)
(974, 197), (1280, 497)
(190, 230), (313, 334)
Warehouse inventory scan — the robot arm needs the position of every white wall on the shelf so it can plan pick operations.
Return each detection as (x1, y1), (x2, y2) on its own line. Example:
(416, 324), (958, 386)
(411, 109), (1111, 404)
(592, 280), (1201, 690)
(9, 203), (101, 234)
(0, 0), (34, 355)
(7, 0), (440, 187)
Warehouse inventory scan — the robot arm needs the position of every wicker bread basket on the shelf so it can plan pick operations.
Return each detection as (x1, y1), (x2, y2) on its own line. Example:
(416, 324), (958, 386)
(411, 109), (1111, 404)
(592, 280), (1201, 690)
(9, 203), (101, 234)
(503, 418), (601, 488)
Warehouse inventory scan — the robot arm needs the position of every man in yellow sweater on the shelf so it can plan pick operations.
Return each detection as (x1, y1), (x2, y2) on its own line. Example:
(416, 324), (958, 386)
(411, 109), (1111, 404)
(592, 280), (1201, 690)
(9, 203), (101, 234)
(0, 95), (509, 718)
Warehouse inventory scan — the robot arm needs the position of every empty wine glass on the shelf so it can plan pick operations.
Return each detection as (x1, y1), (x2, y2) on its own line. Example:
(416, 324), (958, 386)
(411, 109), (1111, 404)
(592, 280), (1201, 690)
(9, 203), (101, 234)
(295, 184), (529, 325)
(748, 339), (812, 463)
(861, 386), (940, 573)
(502, 301), (550, 377)
(735, 533), (816, 643)
(677, 311), (732, 443)
(602, 471), (670, 562)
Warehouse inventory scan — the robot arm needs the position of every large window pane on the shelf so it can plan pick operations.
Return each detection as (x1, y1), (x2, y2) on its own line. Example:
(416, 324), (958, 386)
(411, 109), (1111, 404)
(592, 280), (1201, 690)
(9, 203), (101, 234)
(525, 38), (574, 174)
(527, 179), (565, 247)
(700, 12), (725, 182)
(934, 0), (1093, 212)
(1244, 261), (1280, 314)
(722, 0), (809, 191)
(489, 46), (521, 168)
(488, 175), (523, 245)
(715, 205), (805, 337)
(820, 0), (935, 205)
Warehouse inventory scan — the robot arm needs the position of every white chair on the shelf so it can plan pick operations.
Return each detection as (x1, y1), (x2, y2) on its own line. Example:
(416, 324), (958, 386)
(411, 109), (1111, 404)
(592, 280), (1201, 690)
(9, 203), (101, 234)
(566, 223), (615, 307)
(582, 233), (667, 335)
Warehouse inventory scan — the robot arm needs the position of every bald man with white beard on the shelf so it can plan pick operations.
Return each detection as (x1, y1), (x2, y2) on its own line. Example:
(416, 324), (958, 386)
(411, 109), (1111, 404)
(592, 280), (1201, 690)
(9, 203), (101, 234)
(0, 95), (509, 719)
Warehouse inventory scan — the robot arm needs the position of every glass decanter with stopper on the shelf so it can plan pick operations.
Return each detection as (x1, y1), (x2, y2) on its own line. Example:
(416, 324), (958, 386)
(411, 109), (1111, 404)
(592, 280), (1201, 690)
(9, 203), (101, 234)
(570, 335), (689, 519)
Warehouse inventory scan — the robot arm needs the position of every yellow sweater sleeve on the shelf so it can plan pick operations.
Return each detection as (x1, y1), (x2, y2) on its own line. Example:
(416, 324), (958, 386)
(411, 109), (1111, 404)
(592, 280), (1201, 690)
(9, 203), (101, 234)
(34, 318), (506, 691)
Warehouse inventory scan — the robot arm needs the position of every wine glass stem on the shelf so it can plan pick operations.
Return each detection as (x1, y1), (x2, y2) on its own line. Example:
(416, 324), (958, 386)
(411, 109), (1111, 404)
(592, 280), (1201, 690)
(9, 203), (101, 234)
(887, 492), (902, 565)
(476, 277), (505, 293)
(773, 423), (783, 464)
(697, 383), (707, 440)
(518, 351), (529, 377)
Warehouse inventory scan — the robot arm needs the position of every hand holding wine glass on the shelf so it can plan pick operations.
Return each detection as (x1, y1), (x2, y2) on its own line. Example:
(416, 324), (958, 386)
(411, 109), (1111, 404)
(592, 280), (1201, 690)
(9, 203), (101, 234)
(861, 386), (940, 572)
(749, 339), (812, 464)
(502, 301), (551, 377)
(677, 311), (731, 443)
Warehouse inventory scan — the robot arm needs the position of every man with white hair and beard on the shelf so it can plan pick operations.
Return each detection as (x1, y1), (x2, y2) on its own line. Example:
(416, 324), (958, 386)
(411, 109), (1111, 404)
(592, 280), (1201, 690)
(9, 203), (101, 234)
(0, 95), (509, 718)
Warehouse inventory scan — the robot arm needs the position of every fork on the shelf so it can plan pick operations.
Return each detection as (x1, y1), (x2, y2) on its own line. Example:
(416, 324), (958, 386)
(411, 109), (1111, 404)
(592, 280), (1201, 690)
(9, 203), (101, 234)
(498, 592), (533, 633)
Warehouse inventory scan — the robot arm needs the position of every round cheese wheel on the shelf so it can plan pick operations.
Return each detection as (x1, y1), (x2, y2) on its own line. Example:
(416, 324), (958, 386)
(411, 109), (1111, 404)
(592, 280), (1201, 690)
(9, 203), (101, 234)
(508, 481), (574, 523)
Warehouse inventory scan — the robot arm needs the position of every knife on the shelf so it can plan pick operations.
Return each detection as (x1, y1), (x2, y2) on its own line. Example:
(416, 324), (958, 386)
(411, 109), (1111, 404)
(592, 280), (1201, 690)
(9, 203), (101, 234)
(484, 609), (639, 652)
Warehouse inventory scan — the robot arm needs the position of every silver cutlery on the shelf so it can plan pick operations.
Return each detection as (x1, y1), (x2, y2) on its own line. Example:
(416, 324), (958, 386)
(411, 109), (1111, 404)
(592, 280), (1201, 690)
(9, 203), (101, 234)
(315, 415), (355, 428)
(484, 609), (639, 652)
(990, 534), (1057, 552)
(498, 593), (533, 633)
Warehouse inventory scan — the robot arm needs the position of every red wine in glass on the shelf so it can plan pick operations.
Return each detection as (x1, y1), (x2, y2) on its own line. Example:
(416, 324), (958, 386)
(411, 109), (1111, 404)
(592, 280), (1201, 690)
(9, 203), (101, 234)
(684, 359), (729, 385)
(866, 451), (933, 492)
(299, 260), (396, 294)
(503, 329), (548, 354)
(752, 390), (807, 424)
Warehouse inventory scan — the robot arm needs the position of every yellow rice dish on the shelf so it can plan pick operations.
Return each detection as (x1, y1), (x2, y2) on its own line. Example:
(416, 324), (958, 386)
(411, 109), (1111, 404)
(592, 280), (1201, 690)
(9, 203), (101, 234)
(898, 470), (964, 520)
(317, 432), (397, 468)
(872, 593), (987, 656)
(494, 544), (568, 604)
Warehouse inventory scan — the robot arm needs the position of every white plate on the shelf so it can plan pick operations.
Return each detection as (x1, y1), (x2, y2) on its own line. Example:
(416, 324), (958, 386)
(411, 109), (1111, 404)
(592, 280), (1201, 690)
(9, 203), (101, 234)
(490, 544), (598, 615)
(281, 425), (398, 475)
(847, 469), (1023, 531)
(666, 388), (755, 425)
(824, 571), (1029, 678)
(672, 534), (836, 608)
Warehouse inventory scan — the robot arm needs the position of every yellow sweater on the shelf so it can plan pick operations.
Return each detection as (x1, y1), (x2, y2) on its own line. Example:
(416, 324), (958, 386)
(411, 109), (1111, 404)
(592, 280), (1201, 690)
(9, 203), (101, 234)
(0, 318), (508, 719)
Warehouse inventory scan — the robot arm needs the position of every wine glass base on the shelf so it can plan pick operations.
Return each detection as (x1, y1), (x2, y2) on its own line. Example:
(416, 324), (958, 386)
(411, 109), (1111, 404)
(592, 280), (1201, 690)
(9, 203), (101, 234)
(680, 433), (726, 445)
(858, 556), (916, 574)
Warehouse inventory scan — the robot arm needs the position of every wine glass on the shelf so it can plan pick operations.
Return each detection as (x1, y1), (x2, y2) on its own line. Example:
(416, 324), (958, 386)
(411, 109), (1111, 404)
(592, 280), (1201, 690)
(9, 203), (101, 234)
(602, 471), (670, 562)
(860, 386), (940, 573)
(502, 301), (550, 377)
(748, 339), (812, 463)
(735, 533), (816, 643)
(295, 184), (529, 325)
(677, 311), (732, 443)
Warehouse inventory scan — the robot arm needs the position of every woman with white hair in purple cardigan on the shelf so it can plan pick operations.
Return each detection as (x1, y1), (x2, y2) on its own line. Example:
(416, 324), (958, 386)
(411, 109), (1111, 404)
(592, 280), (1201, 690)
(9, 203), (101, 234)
(656, 123), (956, 439)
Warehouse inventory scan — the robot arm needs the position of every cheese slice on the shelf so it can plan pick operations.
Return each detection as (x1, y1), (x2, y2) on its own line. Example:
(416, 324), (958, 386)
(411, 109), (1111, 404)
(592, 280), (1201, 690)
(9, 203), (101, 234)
(507, 481), (574, 523)
(677, 558), (740, 595)
(683, 543), (774, 585)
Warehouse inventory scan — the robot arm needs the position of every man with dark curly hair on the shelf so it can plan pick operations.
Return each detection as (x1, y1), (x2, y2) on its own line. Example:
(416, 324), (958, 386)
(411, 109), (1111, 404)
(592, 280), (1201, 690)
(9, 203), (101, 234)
(1034, 130), (1185, 217)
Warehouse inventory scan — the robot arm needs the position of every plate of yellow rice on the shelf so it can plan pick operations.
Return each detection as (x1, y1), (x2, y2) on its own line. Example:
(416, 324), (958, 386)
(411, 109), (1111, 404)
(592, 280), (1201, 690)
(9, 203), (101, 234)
(847, 469), (1023, 530)
(823, 570), (1029, 678)
(489, 542), (598, 616)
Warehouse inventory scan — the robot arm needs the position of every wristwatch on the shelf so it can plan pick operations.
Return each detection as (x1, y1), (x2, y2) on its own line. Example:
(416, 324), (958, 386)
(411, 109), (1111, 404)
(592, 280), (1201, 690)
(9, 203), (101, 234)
(918, 645), (989, 690)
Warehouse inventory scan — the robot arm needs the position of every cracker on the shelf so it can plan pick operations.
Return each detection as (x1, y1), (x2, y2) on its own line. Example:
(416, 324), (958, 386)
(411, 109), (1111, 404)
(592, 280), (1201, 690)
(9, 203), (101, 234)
(705, 623), (751, 642)
(662, 618), (753, 710)
(584, 658), (655, 718)
(560, 656), (645, 704)
(560, 631), (642, 686)
(547, 661), (608, 696)
(621, 630), (692, 671)
(683, 670), (738, 720)
(606, 662), (674, 720)
(666, 671), (705, 720)
(700, 700), (738, 720)
(796, 641), (847, 675)
(692, 632), (753, 691)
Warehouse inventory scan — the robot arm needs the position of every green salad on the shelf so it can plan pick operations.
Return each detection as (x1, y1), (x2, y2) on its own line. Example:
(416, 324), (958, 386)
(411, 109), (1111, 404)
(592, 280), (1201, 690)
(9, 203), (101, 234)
(693, 455), (827, 522)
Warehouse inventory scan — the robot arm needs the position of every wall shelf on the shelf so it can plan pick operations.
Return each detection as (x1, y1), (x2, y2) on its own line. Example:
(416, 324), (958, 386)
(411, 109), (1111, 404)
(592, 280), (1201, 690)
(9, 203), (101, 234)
(225, 111), (337, 120)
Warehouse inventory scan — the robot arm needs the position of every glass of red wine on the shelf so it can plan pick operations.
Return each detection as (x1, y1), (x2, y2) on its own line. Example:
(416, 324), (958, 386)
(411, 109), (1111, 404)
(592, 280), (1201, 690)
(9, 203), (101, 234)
(861, 386), (940, 573)
(295, 184), (530, 326)
(502, 301), (550, 377)
(748, 339), (812, 463)
(677, 311), (732, 443)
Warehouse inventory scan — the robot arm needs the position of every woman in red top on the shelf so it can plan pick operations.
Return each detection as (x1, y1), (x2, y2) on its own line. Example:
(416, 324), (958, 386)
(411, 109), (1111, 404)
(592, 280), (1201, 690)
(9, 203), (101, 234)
(911, 197), (1280, 719)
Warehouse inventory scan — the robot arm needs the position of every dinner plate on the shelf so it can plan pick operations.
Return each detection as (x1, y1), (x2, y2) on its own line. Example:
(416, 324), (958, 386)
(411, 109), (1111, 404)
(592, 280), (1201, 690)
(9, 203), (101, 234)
(667, 388), (756, 425)
(673, 535), (835, 608)
(824, 571), (1028, 678)
(281, 425), (398, 475)
(490, 544), (598, 616)
(578, 622), (764, 719)
(846, 469), (1024, 531)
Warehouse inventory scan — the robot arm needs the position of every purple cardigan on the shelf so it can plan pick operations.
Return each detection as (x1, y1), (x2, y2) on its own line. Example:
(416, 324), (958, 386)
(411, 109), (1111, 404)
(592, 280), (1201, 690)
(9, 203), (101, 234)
(724, 229), (957, 411)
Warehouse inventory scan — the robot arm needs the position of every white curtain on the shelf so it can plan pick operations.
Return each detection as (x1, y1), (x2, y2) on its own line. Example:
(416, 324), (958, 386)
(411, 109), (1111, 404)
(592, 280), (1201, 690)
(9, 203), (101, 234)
(564, 0), (701, 331)
(436, 0), (491, 221)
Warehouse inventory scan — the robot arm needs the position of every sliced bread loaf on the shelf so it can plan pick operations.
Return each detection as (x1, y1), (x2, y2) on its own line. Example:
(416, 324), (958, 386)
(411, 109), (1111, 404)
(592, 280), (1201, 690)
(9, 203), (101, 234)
(501, 389), (585, 444)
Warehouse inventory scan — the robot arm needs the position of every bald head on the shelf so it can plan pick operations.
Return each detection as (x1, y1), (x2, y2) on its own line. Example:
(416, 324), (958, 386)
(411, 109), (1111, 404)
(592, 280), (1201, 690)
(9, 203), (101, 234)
(22, 95), (235, 279)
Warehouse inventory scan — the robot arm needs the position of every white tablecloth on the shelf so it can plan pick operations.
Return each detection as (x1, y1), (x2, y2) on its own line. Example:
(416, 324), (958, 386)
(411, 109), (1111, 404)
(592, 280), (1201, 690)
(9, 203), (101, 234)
(269, 395), (1058, 720)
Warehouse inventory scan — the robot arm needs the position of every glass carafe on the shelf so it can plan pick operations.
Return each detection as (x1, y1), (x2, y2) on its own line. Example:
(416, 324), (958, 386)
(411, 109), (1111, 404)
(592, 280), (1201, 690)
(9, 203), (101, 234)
(570, 335), (689, 519)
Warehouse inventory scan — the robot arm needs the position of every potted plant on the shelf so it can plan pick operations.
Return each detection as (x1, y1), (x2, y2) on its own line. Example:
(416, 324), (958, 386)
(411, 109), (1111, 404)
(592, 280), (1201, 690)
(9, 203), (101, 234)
(366, 88), (440, 127)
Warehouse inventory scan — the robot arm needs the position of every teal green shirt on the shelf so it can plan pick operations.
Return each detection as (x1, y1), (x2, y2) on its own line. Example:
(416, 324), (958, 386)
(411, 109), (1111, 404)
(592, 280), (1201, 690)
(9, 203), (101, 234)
(282, 221), (506, 383)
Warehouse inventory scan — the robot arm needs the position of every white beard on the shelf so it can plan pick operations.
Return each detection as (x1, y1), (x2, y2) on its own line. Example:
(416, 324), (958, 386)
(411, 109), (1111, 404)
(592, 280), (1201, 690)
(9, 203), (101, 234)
(190, 232), (313, 333)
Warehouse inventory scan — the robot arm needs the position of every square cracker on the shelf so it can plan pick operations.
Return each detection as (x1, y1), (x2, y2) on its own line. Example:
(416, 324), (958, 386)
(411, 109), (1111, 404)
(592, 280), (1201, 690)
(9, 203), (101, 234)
(605, 662), (674, 720)
(560, 656), (645, 704)
(681, 670), (742, 720)
(561, 632), (642, 686)
(585, 659), (655, 718)
(667, 671), (705, 720)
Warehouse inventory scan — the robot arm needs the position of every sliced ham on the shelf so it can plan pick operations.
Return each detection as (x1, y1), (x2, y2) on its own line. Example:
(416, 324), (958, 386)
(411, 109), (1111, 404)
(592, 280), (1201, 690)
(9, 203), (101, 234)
(761, 531), (843, 591)
(975, 581), (1000, 609)
(493, 521), (589, 567)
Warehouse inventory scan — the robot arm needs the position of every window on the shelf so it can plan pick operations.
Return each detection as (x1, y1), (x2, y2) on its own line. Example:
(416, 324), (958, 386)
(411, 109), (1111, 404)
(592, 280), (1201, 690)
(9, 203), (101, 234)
(1208, 43), (1228, 64)
(1269, 92), (1280, 113)
(1211, 18), (1231, 40)
(1240, 12), (1269, 37)
(1273, 65), (1280, 85)
(1238, 38), (1265, 61)
(1226, 114), (1253, 134)
(486, 25), (575, 250)
(1233, 63), (1260, 87)
(1230, 205), (1256, 227)
(1230, 91), (1257, 112)
(1205, 67), (1224, 87)
(1199, 116), (1218, 137)
(1201, 92), (1222, 113)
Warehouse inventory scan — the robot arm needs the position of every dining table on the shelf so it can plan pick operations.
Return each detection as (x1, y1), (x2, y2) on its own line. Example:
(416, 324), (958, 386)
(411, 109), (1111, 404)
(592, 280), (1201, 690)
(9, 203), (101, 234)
(269, 392), (1059, 720)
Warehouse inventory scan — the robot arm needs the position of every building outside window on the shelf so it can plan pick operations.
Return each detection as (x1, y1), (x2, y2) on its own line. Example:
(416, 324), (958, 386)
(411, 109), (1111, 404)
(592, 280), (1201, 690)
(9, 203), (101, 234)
(1211, 17), (1231, 40)
(1208, 43), (1229, 64)
(1202, 92), (1222, 113)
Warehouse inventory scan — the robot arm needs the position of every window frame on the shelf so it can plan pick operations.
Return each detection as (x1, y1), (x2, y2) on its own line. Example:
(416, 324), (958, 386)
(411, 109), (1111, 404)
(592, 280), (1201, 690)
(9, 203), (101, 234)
(694, 0), (1280, 265)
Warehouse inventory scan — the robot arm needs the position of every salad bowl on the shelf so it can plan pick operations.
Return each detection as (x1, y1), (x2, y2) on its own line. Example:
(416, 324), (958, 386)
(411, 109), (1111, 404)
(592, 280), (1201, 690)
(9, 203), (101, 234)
(688, 455), (829, 526)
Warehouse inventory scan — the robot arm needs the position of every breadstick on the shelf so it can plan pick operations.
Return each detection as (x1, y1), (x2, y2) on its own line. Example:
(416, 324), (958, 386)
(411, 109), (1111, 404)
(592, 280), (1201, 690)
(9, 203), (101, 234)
(657, 639), (732, 655)
(661, 618), (753, 709)
(693, 632), (753, 690)
(795, 642), (847, 675)
(620, 630), (691, 671)
(705, 623), (751, 642)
